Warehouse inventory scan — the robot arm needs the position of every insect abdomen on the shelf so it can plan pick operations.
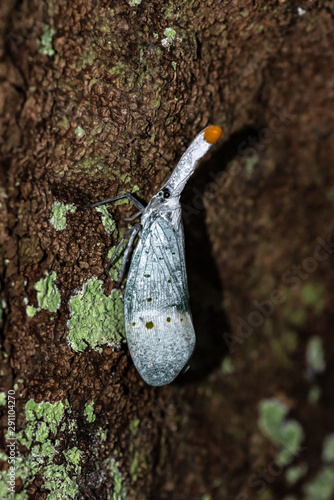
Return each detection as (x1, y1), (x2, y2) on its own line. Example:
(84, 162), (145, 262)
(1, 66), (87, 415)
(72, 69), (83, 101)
(126, 308), (195, 386)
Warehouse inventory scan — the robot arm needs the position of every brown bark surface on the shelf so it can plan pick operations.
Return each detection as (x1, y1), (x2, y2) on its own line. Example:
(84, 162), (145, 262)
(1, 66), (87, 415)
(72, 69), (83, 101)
(1, 0), (333, 499)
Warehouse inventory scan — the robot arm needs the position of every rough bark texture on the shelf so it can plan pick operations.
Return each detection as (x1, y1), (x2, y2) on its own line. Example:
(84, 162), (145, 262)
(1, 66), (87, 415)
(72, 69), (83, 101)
(1, 0), (333, 499)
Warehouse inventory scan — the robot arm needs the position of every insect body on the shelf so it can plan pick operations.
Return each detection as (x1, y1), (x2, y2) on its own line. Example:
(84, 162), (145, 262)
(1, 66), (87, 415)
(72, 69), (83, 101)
(89, 125), (222, 386)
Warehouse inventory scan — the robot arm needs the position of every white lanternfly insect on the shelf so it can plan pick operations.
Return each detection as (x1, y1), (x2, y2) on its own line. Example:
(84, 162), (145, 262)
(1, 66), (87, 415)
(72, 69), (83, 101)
(88, 125), (222, 386)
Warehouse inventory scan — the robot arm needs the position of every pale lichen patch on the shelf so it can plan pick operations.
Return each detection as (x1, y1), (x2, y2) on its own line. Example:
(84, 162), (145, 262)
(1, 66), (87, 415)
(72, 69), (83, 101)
(34, 272), (61, 312)
(50, 201), (76, 231)
(68, 279), (125, 352)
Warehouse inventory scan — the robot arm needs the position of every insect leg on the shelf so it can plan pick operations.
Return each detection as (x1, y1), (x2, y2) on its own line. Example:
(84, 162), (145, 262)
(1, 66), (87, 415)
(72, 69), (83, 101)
(103, 226), (136, 277)
(124, 210), (142, 222)
(84, 193), (145, 211)
(116, 223), (141, 285)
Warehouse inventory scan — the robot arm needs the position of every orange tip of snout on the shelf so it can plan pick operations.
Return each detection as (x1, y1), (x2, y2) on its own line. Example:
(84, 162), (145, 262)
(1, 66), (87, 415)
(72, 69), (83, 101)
(204, 125), (223, 144)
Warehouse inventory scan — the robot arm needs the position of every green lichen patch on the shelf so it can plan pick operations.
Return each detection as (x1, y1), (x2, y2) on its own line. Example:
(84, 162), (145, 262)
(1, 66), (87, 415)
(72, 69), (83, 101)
(96, 206), (117, 235)
(114, 185), (140, 206)
(5, 399), (84, 499)
(306, 336), (326, 374)
(43, 462), (81, 500)
(221, 357), (234, 375)
(76, 44), (97, 70)
(68, 279), (125, 352)
(308, 384), (321, 404)
(63, 447), (81, 467)
(84, 402), (96, 423)
(323, 434), (334, 463)
(162, 1), (180, 20)
(107, 61), (137, 91)
(129, 0), (142, 6)
(281, 292), (307, 327)
(2, 346), (85, 495)
(34, 271), (61, 312)
(57, 115), (69, 130)
(108, 61), (127, 76)
(281, 330), (298, 353)
(38, 446), (83, 499)
(127, 418), (150, 486)
(258, 399), (304, 466)
(303, 467), (334, 500)
(301, 282), (325, 314)
(0, 469), (28, 499)
(129, 446), (148, 484)
(0, 392), (5, 406)
(96, 427), (108, 442)
(50, 201), (76, 231)
(77, 156), (108, 173)
(108, 247), (124, 282)
(161, 27), (176, 48)
(245, 155), (260, 175)
(74, 125), (85, 138)
(285, 463), (308, 485)
(26, 305), (37, 317)
(129, 418), (140, 434)
(21, 400), (64, 447)
(38, 25), (55, 56)
(103, 457), (127, 500)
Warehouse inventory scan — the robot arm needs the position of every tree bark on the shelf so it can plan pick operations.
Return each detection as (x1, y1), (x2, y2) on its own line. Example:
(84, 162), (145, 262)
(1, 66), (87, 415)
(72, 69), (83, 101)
(1, 0), (333, 499)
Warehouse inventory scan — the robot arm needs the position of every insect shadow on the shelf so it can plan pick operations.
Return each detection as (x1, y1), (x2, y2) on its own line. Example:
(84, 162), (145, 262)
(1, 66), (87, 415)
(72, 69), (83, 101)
(178, 128), (257, 383)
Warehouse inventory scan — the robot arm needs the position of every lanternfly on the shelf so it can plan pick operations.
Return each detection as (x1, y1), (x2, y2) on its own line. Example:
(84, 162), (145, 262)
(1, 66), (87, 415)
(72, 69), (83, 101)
(88, 125), (222, 386)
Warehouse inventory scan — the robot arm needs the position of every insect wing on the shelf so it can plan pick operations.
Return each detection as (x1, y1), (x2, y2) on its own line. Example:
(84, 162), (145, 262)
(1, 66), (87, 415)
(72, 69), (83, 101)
(124, 216), (195, 386)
